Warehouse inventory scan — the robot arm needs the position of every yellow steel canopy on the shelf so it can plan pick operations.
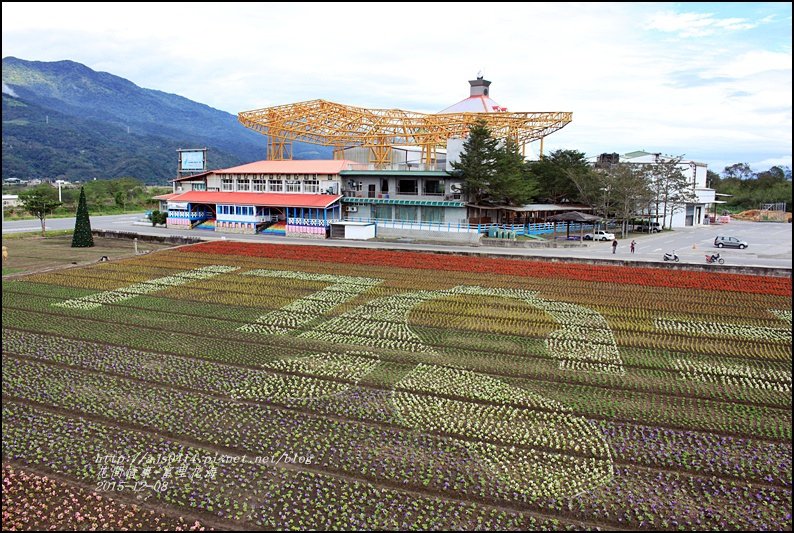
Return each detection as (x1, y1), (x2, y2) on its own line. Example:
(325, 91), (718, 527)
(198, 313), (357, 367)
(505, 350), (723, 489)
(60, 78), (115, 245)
(238, 99), (572, 165)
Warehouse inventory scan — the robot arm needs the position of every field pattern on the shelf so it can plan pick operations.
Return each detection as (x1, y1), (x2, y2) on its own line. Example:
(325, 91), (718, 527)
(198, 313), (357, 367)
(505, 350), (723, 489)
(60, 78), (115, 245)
(2, 241), (792, 530)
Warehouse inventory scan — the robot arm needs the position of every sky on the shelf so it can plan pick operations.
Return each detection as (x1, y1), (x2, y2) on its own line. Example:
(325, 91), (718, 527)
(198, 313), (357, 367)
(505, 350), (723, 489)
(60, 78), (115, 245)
(2, 2), (791, 174)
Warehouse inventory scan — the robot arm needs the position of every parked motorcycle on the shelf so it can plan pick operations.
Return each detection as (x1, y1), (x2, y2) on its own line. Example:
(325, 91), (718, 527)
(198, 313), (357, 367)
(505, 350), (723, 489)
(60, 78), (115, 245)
(663, 251), (679, 262)
(705, 253), (725, 265)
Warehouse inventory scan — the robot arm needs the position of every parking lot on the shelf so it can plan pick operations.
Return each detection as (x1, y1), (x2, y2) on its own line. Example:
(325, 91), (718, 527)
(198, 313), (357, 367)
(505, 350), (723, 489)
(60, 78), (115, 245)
(577, 219), (792, 268)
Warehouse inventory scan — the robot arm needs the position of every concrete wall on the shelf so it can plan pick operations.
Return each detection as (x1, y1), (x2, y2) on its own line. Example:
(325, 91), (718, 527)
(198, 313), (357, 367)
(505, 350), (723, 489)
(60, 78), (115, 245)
(346, 224), (376, 240)
(377, 226), (481, 245)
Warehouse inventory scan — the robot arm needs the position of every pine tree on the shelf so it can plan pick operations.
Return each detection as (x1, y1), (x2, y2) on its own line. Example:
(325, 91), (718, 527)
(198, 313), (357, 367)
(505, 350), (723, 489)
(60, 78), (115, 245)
(450, 119), (499, 206)
(71, 187), (94, 247)
(493, 138), (537, 206)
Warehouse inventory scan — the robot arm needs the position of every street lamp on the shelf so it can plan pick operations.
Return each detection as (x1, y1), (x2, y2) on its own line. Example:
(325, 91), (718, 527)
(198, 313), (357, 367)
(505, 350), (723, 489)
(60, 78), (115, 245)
(55, 180), (66, 202)
(600, 186), (610, 229)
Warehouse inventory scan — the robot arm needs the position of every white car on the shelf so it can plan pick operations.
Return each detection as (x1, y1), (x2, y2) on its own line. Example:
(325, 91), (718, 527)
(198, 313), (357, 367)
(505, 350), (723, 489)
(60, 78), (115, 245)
(584, 230), (616, 241)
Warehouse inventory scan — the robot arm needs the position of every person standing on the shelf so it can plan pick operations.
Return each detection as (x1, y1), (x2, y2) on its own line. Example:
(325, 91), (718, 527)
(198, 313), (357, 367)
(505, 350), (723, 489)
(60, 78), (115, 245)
(630, 240), (636, 254)
(612, 238), (618, 254)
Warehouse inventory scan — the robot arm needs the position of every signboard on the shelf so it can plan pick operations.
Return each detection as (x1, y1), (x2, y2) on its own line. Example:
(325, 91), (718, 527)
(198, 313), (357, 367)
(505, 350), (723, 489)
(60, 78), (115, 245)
(180, 150), (205, 172)
(168, 202), (189, 210)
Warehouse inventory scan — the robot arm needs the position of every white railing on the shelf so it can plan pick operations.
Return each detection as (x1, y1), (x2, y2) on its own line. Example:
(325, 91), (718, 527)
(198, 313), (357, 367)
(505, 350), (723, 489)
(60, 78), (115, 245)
(346, 217), (476, 233)
(344, 218), (602, 236)
(346, 163), (445, 172)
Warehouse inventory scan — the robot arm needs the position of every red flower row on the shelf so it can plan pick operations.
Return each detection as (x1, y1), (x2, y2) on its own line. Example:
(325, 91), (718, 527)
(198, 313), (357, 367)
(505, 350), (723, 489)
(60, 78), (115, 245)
(183, 241), (792, 296)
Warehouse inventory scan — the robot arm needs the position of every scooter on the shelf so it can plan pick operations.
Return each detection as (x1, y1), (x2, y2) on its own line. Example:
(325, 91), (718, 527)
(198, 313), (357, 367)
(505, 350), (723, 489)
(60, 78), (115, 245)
(663, 251), (679, 262)
(705, 253), (725, 264)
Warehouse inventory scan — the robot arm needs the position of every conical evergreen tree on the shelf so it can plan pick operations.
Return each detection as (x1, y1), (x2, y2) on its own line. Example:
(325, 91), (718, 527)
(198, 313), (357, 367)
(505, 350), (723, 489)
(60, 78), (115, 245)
(71, 187), (94, 247)
(451, 120), (500, 206)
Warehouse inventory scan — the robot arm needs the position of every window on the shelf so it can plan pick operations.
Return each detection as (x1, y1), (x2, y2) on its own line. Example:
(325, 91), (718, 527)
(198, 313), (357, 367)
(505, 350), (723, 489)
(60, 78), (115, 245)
(374, 205), (392, 220)
(424, 180), (444, 195)
(304, 180), (319, 193)
(422, 207), (443, 223)
(221, 178), (234, 191)
(396, 206), (417, 221)
(381, 178), (389, 193)
(253, 179), (266, 192)
(286, 180), (301, 193)
(397, 179), (417, 195)
(237, 179), (251, 192)
(268, 180), (283, 192)
(193, 182), (207, 191)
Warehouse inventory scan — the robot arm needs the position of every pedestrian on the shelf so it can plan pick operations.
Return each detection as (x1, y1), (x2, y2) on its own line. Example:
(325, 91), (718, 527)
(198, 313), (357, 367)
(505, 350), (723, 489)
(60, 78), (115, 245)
(630, 240), (636, 254)
(612, 238), (618, 254)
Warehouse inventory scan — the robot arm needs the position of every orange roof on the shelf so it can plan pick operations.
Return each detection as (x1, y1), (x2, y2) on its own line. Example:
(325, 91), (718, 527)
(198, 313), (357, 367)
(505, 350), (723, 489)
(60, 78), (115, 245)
(214, 159), (357, 175)
(165, 191), (341, 209)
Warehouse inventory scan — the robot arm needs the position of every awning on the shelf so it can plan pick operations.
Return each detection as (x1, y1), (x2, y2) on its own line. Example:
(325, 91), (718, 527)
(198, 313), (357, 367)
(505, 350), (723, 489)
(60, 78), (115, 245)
(163, 191), (342, 209)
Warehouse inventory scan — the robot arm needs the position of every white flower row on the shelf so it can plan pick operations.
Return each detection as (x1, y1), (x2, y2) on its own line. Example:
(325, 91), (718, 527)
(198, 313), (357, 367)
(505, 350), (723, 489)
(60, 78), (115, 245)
(53, 266), (239, 310)
(466, 441), (613, 500)
(390, 387), (613, 498)
(769, 308), (792, 325)
(296, 283), (625, 375)
(239, 270), (383, 334)
(302, 317), (424, 352)
(655, 318), (792, 343)
(674, 358), (792, 393)
(395, 363), (562, 411)
(229, 352), (381, 401)
(391, 391), (603, 451)
(242, 269), (381, 287)
(264, 351), (379, 380)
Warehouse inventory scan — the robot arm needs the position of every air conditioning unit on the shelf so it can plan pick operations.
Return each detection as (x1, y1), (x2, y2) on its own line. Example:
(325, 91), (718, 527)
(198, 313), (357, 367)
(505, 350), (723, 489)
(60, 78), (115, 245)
(345, 206), (358, 213)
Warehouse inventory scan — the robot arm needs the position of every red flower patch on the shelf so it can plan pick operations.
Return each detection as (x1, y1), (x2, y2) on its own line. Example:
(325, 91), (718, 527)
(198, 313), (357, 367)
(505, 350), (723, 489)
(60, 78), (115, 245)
(184, 241), (791, 297)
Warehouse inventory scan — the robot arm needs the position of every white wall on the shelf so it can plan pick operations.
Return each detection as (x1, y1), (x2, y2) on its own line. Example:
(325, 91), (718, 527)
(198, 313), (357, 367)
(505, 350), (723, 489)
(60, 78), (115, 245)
(345, 224), (376, 240)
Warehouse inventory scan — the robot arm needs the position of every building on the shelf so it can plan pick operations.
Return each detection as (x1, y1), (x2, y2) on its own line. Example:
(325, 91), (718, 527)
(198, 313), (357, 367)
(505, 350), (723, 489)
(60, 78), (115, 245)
(619, 151), (715, 228)
(156, 76), (572, 240)
(2, 195), (20, 208)
(156, 159), (470, 237)
(155, 160), (352, 237)
(339, 168), (468, 228)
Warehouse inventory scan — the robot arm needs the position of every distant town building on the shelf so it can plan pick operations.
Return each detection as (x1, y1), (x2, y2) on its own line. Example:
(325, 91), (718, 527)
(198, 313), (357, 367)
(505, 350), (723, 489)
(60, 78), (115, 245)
(2, 194), (21, 207)
(612, 150), (715, 228)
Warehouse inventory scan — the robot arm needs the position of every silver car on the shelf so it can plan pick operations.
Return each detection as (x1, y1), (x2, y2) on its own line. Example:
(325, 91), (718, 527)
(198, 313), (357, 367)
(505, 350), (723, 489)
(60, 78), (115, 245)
(714, 236), (748, 249)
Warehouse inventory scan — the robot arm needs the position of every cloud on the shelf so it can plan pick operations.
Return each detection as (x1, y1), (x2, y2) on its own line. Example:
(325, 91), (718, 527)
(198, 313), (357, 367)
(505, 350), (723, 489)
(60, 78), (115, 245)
(2, 2), (791, 172)
(644, 10), (760, 37)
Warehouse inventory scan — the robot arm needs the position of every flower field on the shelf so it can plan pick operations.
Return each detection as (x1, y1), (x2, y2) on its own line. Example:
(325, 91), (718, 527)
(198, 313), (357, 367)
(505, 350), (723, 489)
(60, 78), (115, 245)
(2, 241), (791, 530)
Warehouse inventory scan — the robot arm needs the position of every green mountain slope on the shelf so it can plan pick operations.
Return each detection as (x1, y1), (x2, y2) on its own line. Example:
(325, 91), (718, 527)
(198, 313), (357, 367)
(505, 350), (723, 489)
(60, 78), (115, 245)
(2, 57), (331, 183)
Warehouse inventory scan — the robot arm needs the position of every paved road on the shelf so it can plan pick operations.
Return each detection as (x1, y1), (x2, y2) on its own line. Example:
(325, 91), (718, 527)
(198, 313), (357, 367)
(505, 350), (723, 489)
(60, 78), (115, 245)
(3, 213), (791, 269)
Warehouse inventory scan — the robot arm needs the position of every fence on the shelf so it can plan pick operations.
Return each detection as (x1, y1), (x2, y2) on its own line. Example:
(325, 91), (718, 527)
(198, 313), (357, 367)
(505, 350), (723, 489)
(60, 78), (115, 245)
(345, 217), (602, 236)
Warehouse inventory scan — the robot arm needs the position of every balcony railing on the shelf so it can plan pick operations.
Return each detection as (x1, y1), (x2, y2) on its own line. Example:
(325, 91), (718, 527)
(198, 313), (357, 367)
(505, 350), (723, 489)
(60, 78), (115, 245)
(346, 163), (446, 172)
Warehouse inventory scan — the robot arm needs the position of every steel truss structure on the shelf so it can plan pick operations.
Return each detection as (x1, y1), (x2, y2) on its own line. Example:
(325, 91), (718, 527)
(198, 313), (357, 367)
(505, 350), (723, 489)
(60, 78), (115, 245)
(238, 99), (572, 166)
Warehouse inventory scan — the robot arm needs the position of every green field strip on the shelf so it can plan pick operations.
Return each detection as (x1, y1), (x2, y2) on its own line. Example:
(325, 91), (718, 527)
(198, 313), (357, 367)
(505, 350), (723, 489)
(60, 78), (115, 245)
(4, 286), (791, 373)
(4, 366), (790, 532)
(3, 290), (780, 416)
(30, 252), (791, 318)
(5, 337), (790, 490)
(3, 402), (600, 531)
(3, 301), (789, 418)
(3, 322), (789, 444)
(3, 290), (790, 412)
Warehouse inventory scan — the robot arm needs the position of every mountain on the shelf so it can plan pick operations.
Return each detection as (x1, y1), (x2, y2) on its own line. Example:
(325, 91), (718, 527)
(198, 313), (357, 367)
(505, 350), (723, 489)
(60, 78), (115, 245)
(1, 57), (331, 183)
